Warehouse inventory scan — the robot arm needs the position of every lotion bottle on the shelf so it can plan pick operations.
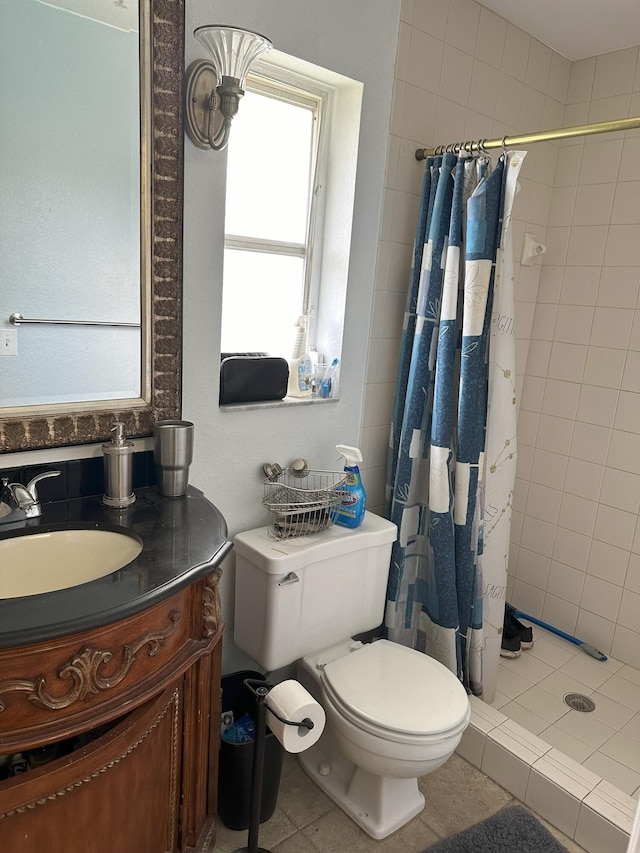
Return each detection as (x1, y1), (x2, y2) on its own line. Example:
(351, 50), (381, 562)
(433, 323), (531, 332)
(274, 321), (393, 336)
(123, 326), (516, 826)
(331, 445), (366, 528)
(103, 422), (136, 507)
(287, 315), (313, 398)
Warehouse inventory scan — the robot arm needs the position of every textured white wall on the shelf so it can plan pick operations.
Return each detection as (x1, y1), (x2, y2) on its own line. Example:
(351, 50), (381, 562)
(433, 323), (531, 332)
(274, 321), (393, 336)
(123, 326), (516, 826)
(182, 0), (400, 672)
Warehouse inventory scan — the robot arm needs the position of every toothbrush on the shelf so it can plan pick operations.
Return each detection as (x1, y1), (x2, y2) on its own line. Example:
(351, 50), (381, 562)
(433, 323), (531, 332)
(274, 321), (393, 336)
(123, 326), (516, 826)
(512, 609), (608, 661)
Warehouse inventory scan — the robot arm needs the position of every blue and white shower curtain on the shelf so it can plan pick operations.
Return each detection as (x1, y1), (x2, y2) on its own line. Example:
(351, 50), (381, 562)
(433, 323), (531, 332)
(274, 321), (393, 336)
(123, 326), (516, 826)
(384, 150), (525, 700)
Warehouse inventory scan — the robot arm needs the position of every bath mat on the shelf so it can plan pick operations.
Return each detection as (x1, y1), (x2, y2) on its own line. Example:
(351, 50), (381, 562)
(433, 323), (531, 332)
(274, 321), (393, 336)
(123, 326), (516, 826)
(422, 804), (569, 853)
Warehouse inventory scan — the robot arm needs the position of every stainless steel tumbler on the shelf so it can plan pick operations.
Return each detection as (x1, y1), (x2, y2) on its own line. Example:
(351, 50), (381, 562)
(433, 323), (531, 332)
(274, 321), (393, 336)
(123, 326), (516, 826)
(153, 420), (194, 497)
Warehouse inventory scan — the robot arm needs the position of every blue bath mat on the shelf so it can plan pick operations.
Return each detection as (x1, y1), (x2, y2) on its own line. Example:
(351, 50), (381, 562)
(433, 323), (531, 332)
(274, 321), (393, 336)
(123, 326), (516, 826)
(422, 805), (569, 852)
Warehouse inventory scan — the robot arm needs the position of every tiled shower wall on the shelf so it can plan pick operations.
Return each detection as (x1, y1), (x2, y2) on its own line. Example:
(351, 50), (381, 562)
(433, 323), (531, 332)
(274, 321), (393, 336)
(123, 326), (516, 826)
(512, 50), (640, 669)
(359, 0), (640, 667)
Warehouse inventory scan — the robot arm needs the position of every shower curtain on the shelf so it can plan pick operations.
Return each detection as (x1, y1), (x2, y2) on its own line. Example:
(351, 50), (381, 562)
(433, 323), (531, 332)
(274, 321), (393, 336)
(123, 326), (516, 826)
(384, 149), (525, 700)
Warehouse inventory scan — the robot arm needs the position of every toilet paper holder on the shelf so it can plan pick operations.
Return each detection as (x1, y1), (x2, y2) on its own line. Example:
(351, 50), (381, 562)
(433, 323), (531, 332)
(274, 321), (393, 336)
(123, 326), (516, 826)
(233, 678), (315, 853)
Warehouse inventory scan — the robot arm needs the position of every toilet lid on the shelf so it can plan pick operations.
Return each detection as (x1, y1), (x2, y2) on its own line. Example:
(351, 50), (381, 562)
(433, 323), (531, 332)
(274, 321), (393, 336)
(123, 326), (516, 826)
(322, 640), (469, 736)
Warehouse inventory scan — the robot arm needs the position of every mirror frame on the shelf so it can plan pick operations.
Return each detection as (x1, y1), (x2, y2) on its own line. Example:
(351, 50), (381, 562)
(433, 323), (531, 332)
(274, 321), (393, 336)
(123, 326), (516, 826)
(0, 0), (184, 453)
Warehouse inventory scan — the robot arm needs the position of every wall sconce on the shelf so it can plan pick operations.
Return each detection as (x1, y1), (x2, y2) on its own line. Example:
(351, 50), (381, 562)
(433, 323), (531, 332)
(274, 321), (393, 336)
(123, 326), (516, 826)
(185, 26), (272, 152)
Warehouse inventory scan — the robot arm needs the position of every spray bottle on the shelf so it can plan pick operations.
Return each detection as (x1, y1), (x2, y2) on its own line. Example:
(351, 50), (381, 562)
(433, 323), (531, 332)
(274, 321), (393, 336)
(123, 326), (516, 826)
(287, 315), (313, 398)
(331, 445), (366, 528)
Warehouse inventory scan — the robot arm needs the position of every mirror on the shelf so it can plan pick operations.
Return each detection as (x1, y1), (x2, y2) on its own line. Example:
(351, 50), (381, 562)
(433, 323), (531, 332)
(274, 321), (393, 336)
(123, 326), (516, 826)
(0, 0), (184, 452)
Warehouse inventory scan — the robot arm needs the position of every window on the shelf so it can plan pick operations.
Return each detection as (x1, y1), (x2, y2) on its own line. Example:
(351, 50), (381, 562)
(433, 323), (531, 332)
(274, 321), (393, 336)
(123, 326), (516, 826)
(219, 52), (363, 407)
(221, 69), (327, 360)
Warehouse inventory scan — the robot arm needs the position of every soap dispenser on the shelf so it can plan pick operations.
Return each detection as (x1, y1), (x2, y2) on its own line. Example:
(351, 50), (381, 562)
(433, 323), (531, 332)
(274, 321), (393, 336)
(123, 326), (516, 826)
(102, 422), (135, 507)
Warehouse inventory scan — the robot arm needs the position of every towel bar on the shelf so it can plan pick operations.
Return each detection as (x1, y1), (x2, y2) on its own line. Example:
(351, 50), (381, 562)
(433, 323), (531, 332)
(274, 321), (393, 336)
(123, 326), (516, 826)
(9, 312), (140, 328)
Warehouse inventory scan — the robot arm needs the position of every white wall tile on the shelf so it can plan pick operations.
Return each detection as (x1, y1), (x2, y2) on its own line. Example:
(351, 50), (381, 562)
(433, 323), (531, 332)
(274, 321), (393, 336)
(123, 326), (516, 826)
(575, 609), (616, 656)
(607, 429), (640, 475)
(589, 307), (633, 349)
(561, 266), (601, 306)
(412, 0), (447, 38)
(559, 493), (598, 537)
(552, 527), (592, 571)
(501, 24), (530, 81)
(474, 5), (506, 69)
(611, 625), (640, 670)
(597, 267), (640, 309)
(571, 421), (612, 465)
(520, 514), (557, 558)
(566, 225), (608, 267)
(536, 414), (573, 454)
(580, 575), (623, 622)
(593, 504), (637, 551)
(407, 29), (444, 93)
(531, 447), (568, 490)
(592, 48), (639, 100)
(547, 561), (586, 604)
(583, 347), (626, 389)
(576, 385), (619, 428)
(614, 390), (640, 433)
(611, 181), (640, 225)
(542, 379), (581, 420)
(443, 0), (479, 55)
(548, 342), (587, 383)
(599, 467), (640, 514)
(605, 224), (640, 267)
(555, 304), (595, 344)
(541, 594), (579, 634)
(573, 183), (616, 226)
(617, 589), (640, 632)
(567, 58), (595, 104)
(525, 482), (561, 523)
(564, 457), (604, 501)
(587, 539), (630, 586)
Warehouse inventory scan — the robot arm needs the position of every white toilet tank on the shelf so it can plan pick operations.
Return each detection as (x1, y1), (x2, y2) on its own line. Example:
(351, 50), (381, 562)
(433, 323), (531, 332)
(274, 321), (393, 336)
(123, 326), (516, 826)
(234, 513), (397, 671)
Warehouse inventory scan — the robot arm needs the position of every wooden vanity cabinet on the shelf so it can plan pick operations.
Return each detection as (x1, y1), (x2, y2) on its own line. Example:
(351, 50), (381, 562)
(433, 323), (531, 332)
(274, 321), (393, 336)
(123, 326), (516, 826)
(0, 571), (223, 853)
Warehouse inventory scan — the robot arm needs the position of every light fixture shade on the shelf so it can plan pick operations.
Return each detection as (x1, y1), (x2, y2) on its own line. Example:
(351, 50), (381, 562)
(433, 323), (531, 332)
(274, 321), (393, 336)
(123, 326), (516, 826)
(193, 26), (272, 87)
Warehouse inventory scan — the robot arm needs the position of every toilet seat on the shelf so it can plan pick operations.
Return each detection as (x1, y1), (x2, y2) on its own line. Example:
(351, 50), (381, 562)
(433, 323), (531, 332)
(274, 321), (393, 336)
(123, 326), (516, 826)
(320, 640), (470, 743)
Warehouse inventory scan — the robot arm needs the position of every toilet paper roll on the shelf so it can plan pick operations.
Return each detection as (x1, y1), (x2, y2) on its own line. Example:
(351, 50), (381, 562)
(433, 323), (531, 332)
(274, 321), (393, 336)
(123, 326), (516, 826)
(265, 679), (326, 754)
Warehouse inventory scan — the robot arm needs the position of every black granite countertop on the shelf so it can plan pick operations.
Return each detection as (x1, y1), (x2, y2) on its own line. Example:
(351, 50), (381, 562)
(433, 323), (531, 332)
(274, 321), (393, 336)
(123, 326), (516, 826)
(0, 486), (232, 650)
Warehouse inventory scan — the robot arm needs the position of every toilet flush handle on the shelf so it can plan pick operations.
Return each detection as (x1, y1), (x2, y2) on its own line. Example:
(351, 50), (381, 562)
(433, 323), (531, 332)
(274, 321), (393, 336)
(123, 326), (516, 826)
(278, 571), (300, 586)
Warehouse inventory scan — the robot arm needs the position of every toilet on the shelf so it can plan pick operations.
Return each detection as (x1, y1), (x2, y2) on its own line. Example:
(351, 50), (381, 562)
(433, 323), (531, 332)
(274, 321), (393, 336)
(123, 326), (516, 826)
(233, 512), (470, 839)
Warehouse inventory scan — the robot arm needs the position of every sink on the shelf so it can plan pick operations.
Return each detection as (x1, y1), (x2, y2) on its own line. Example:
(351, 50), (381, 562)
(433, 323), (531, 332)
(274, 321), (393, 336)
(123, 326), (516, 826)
(0, 528), (143, 599)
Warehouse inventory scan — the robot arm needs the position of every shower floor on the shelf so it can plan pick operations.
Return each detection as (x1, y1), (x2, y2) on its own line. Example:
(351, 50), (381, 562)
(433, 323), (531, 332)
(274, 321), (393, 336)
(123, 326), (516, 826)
(493, 621), (640, 800)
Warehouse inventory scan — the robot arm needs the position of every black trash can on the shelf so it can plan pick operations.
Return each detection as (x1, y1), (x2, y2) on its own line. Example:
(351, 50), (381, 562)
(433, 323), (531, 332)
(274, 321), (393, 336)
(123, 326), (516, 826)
(217, 670), (285, 831)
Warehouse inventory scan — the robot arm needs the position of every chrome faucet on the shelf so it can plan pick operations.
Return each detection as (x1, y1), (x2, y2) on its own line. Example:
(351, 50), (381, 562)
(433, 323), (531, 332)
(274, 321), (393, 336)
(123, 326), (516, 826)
(0, 471), (62, 523)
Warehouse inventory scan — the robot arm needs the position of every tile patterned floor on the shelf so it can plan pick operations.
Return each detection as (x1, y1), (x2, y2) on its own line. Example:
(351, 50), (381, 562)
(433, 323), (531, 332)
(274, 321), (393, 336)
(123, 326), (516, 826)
(213, 752), (586, 852)
(494, 621), (640, 800)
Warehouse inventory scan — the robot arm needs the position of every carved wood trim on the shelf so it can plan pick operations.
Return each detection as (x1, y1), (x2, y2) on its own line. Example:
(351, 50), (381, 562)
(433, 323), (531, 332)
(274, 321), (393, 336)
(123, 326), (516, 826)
(0, 611), (180, 713)
(202, 569), (222, 639)
(0, 688), (180, 821)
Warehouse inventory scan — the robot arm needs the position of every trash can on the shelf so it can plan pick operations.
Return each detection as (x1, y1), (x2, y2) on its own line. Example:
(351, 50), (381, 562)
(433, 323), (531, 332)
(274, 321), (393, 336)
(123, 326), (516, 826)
(217, 670), (285, 831)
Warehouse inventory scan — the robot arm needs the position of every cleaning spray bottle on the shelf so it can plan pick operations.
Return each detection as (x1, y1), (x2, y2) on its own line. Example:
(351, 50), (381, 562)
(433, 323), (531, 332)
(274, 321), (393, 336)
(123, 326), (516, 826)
(331, 445), (366, 528)
(287, 315), (313, 398)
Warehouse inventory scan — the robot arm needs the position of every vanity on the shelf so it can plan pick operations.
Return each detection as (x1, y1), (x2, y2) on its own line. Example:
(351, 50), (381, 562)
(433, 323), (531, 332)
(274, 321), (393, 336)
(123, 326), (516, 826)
(0, 485), (231, 853)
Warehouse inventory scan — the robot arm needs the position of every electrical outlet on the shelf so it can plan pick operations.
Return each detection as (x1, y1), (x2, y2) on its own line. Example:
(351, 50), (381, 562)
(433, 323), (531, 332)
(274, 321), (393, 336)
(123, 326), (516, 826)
(1, 330), (17, 355)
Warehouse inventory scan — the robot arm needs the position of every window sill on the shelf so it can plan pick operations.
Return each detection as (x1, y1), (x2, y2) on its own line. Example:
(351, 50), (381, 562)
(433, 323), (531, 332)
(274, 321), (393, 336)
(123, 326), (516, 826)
(219, 395), (340, 413)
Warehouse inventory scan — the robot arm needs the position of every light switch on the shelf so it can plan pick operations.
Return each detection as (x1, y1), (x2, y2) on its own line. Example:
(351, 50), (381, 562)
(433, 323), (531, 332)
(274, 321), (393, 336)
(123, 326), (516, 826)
(1, 329), (18, 355)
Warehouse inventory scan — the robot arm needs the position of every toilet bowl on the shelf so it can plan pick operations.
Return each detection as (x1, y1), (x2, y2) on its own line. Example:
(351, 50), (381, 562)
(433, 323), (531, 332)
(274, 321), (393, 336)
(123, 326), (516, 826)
(296, 638), (470, 839)
(233, 513), (470, 839)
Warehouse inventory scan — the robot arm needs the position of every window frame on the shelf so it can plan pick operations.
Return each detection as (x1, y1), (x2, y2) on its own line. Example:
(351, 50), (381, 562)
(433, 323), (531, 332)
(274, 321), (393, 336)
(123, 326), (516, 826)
(222, 66), (332, 337)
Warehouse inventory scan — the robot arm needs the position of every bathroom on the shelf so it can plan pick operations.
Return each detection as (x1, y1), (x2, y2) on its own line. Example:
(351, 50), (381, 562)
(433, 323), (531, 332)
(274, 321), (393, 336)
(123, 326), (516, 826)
(2, 0), (640, 851)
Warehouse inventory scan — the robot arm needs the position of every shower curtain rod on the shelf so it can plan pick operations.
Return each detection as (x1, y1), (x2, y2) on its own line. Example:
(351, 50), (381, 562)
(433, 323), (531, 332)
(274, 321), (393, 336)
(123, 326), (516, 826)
(415, 114), (640, 160)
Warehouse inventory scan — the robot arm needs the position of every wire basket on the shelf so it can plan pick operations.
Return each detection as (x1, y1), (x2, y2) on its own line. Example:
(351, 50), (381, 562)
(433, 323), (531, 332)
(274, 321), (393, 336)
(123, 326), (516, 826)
(263, 468), (347, 540)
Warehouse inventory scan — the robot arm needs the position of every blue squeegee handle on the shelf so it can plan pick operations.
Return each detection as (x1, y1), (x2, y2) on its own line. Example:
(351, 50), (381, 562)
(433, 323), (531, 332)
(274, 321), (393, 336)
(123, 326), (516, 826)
(512, 610), (608, 661)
